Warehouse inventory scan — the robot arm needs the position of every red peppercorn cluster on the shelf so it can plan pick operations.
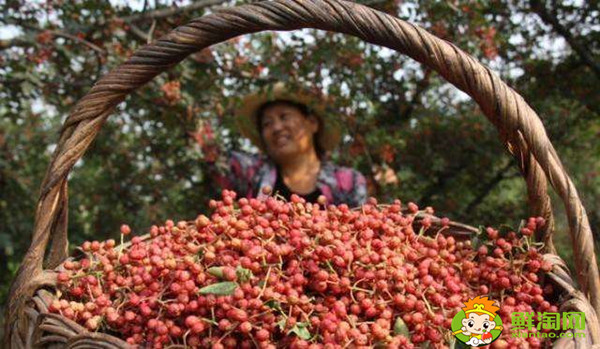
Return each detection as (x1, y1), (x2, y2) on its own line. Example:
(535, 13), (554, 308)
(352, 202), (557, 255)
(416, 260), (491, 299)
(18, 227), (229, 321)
(50, 190), (556, 348)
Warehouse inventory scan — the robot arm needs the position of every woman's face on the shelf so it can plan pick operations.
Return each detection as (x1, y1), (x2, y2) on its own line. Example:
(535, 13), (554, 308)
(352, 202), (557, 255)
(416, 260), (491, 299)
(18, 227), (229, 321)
(260, 102), (318, 161)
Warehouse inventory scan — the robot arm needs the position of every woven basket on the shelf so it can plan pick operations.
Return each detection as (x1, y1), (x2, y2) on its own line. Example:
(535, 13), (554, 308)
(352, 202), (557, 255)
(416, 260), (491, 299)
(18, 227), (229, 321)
(5, 0), (600, 348)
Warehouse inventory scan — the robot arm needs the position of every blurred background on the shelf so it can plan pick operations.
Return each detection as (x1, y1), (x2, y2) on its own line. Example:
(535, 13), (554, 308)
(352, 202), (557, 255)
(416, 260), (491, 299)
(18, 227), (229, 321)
(1, 0), (598, 326)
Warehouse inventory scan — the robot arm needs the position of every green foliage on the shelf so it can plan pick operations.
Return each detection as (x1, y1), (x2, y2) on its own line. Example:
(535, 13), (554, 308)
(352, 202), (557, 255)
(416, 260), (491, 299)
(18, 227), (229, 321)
(1, 0), (598, 324)
(197, 282), (238, 296)
(289, 322), (312, 340)
(394, 317), (410, 337)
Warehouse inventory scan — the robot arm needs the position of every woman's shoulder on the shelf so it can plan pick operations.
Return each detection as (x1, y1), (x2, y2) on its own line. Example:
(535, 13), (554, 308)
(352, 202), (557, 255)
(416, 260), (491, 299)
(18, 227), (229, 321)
(321, 161), (365, 177)
(221, 150), (274, 185)
(319, 161), (367, 207)
(229, 150), (270, 168)
(320, 161), (366, 192)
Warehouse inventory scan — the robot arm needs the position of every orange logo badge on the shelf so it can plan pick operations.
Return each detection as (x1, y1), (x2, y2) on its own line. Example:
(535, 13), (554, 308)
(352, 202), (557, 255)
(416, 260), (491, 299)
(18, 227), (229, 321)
(451, 296), (504, 347)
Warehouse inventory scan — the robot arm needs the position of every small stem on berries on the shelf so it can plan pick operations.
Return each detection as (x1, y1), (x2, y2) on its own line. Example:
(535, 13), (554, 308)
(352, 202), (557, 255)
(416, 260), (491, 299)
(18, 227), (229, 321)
(181, 329), (190, 348)
(248, 332), (260, 348)
(343, 339), (355, 348)
(435, 225), (449, 239)
(257, 266), (272, 300)
(350, 286), (375, 295)
(325, 261), (336, 274)
(117, 234), (124, 260)
(86, 284), (96, 302)
(384, 289), (394, 300)
(216, 327), (236, 344)
(421, 293), (434, 316)
(200, 317), (218, 326)
(249, 310), (272, 320)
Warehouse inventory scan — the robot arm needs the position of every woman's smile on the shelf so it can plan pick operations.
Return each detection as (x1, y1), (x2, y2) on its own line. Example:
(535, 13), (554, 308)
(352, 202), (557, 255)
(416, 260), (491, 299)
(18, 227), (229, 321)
(274, 134), (291, 147)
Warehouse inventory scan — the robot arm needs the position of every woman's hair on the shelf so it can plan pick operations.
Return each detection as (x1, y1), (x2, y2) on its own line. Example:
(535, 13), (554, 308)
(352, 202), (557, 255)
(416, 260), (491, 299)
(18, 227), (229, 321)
(256, 99), (325, 160)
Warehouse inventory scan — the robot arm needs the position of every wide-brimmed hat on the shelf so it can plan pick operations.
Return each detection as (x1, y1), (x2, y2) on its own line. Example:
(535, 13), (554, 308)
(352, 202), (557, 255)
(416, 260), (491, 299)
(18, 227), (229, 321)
(234, 82), (342, 152)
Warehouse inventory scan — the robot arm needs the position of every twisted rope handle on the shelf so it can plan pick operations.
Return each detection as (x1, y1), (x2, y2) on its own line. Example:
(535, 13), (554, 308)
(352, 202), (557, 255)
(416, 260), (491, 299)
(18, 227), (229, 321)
(7, 0), (599, 340)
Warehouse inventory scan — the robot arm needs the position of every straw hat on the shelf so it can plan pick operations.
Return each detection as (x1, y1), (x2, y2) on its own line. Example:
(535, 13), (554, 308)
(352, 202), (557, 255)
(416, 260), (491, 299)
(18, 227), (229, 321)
(234, 82), (342, 152)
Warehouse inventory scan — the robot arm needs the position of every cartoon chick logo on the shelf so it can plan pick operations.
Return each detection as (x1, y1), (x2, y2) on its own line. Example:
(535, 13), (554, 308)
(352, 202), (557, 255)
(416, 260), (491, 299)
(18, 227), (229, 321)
(451, 296), (504, 347)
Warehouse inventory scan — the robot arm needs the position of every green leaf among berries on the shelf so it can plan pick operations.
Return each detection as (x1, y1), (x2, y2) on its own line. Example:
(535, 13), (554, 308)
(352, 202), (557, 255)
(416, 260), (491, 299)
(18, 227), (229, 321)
(197, 281), (237, 295)
(289, 322), (312, 340)
(393, 317), (410, 337)
(207, 266), (224, 279)
(265, 299), (283, 312)
(276, 318), (287, 331)
(235, 266), (253, 282)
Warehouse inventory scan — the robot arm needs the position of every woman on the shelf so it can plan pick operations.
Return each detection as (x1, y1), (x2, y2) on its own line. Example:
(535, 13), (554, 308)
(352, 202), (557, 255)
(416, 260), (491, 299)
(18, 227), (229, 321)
(209, 82), (367, 207)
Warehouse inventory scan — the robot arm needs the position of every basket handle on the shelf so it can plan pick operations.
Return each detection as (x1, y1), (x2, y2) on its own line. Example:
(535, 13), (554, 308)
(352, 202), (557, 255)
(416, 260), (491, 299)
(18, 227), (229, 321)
(7, 0), (599, 332)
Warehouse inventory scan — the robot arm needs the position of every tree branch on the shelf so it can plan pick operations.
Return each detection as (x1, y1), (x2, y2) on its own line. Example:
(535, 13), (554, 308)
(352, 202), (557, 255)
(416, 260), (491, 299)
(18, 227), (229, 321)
(121, 0), (230, 23)
(400, 69), (432, 121)
(147, 20), (157, 44)
(458, 95), (598, 218)
(49, 30), (106, 54)
(417, 160), (468, 205)
(1, 0), (231, 51)
(376, 65), (432, 128)
(0, 37), (30, 50)
(0, 28), (106, 54)
(460, 161), (516, 216)
(128, 24), (151, 42)
(530, 0), (600, 79)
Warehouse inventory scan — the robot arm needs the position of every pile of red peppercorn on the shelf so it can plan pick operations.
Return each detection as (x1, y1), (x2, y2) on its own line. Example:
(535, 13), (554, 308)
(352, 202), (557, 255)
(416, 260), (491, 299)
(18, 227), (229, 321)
(50, 190), (556, 348)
